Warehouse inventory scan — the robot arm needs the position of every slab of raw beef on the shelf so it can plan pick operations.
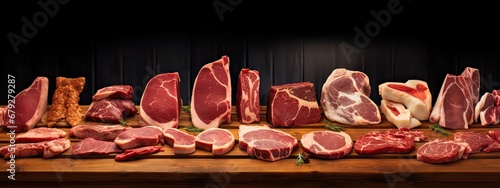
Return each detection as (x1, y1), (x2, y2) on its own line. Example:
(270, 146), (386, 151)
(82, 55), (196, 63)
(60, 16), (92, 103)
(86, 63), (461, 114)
(321, 68), (380, 125)
(380, 99), (421, 129)
(417, 139), (472, 164)
(92, 85), (133, 101)
(115, 146), (164, 162)
(483, 142), (500, 153)
(0, 77), (48, 132)
(72, 138), (124, 155)
(196, 128), (235, 155)
(85, 99), (138, 123)
(69, 124), (132, 141)
(454, 132), (496, 153)
(354, 131), (415, 154)
(267, 82), (321, 127)
(140, 73), (181, 129)
(475, 91), (500, 126)
(191, 56), (231, 129)
(43, 138), (71, 158)
(163, 128), (196, 154)
(300, 131), (352, 159)
(15, 127), (67, 143)
(488, 130), (500, 142)
(0, 138), (70, 159)
(379, 80), (432, 121)
(114, 126), (164, 150)
(430, 67), (479, 129)
(238, 125), (298, 161)
(385, 128), (427, 142)
(236, 68), (260, 124)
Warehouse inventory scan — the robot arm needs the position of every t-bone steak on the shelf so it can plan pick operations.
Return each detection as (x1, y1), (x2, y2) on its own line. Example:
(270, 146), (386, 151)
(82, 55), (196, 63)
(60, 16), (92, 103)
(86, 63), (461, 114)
(195, 128), (235, 155)
(85, 99), (138, 123)
(321, 68), (381, 125)
(300, 131), (352, 159)
(115, 146), (165, 162)
(114, 126), (164, 150)
(69, 124), (132, 141)
(163, 128), (196, 155)
(354, 130), (415, 154)
(191, 56), (231, 129)
(417, 139), (472, 164)
(380, 99), (421, 129)
(238, 125), (298, 161)
(378, 80), (432, 121)
(267, 82), (321, 127)
(0, 77), (48, 132)
(236, 68), (260, 124)
(92, 85), (133, 101)
(454, 132), (496, 153)
(16, 127), (67, 143)
(72, 138), (124, 155)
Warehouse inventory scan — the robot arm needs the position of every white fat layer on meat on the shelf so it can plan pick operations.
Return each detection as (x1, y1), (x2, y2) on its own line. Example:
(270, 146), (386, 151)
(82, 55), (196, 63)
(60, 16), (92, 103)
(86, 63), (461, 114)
(378, 80), (431, 121)
(25, 78), (49, 130)
(301, 131), (352, 153)
(438, 82), (472, 129)
(240, 72), (260, 123)
(475, 93), (492, 122)
(198, 128), (235, 155)
(271, 88), (318, 125)
(163, 128), (196, 154)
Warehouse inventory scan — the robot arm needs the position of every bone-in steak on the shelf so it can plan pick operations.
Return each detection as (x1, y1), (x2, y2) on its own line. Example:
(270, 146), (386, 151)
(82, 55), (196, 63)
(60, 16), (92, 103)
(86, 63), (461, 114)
(300, 131), (352, 159)
(238, 125), (298, 161)
(417, 139), (472, 164)
(140, 73), (181, 129)
(195, 128), (235, 155)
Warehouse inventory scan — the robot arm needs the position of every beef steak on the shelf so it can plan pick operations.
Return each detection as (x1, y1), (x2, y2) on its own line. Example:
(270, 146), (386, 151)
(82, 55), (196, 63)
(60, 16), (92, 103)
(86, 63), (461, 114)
(195, 128), (235, 155)
(238, 125), (298, 162)
(417, 139), (472, 164)
(300, 131), (352, 159)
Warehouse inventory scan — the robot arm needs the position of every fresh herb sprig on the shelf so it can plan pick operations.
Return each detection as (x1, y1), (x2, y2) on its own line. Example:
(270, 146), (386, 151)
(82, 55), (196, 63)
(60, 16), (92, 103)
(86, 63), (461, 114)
(324, 119), (345, 132)
(183, 125), (204, 134)
(119, 119), (128, 127)
(430, 124), (450, 136)
(295, 152), (310, 166)
(181, 104), (191, 121)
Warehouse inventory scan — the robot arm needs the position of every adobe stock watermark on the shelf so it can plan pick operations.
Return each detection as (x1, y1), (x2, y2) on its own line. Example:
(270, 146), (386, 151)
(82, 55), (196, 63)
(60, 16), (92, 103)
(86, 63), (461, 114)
(204, 163), (239, 188)
(7, 0), (70, 54)
(384, 155), (422, 188)
(213, 0), (243, 22)
(340, 0), (409, 63)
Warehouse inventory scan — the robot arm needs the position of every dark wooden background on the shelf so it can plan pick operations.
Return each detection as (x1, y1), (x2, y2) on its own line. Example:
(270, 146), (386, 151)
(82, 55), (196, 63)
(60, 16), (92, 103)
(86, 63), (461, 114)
(2, 0), (499, 106)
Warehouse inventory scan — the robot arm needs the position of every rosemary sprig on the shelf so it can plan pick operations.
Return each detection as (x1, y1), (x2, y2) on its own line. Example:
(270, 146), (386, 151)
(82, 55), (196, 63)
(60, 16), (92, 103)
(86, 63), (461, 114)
(119, 119), (128, 126)
(295, 152), (310, 166)
(181, 104), (191, 121)
(183, 125), (204, 134)
(430, 124), (450, 136)
(324, 119), (345, 132)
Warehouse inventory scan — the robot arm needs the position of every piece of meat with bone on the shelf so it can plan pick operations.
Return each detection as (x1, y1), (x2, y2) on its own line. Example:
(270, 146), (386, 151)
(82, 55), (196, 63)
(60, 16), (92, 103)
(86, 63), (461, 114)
(475, 90), (500, 126)
(140, 73), (182, 129)
(238, 125), (298, 161)
(417, 139), (472, 164)
(115, 146), (165, 162)
(69, 124), (132, 141)
(191, 56), (231, 129)
(163, 128), (196, 155)
(300, 131), (352, 159)
(114, 126), (164, 150)
(15, 127), (67, 143)
(267, 82), (321, 127)
(85, 99), (138, 123)
(380, 99), (421, 129)
(321, 68), (381, 125)
(354, 130), (415, 154)
(195, 128), (235, 155)
(379, 80), (432, 121)
(236, 68), (260, 124)
(72, 138), (124, 155)
(92, 85), (133, 101)
(454, 132), (496, 153)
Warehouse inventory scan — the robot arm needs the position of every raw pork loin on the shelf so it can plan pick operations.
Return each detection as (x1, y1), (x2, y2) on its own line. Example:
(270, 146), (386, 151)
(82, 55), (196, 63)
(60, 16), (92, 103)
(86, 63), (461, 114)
(191, 56), (231, 129)
(236, 68), (260, 124)
(16, 127), (67, 143)
(0, 138), (70, 159)
(267, 82), (321, 127)
(238, 125), (298, 161)
(300, 131), (352, 159)
(140, 73), (182, 129)
(114, 126), (164, 150)
(380, 99), (421, 129)
(85, 99), (137, 123)
(475, 90), (500, 126)
(163, 128), (196, 155)
(354, 130), (416, 154)
(0, 77), (48, 132)
(72, 138), (124, 155)
(430, 67), (480, 129)
(92, 85), (133, 101)
(115, 146), (164, 162)
(378, 80), (432, 121)
(454, 132), (496, 153)
(69, 124), (132, 141)
(195, 128), (235, 155)
(417, 139), (471, 164)
(321, 68), (380, 125)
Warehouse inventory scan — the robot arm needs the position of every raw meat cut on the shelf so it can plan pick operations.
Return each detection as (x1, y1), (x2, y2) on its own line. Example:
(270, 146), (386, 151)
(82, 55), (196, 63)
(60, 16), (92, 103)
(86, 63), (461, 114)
(191, 56), (231, 129)
(321, 68), (381, 125)
(43, 138), (71, 158)
(354, 131), (415, 154)
(115, 146), (164, 162)
(139, 73), (181, 129)
(0, 77), (48, 132)
(483, 142), (500, 153)
(163, 128), (196, 155)
(85, 99), (138, 123)
(238, 125), (298, 161)
(385, 128), (427, 142)
(195, 128), (235, 155)
(488, 130), (500, 142)
(69, 124), (132, 141)
(380, 99), (421, 129)
(236, 68), (260, 124)
(114, 126), (164, 150)
(454, 132), (496, 153)
(267, 82), (321, 127)
(72, 138), (124, 155)
(430, 67), (479, 129)
(16, 127), (67, 143)
(417, 139), (472, 164)
(0, 138), (70, 159)
(378, 80), (432, 121)
(92, 85), (133, 101)
(475, 91), (500, 126)
(300, 131), (352, 159)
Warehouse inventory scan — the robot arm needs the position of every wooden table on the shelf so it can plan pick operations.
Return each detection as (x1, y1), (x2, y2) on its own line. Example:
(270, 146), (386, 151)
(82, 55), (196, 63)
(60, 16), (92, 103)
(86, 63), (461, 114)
(1, 106), (500, 187)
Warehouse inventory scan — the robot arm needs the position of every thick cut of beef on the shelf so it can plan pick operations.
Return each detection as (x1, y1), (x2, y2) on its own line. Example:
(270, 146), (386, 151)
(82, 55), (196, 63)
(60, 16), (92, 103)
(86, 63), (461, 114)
(385, 128), (427, 142)
(140, 73), (181, 129)
(321, 68), (381, 125)
(163, 128), (196, 155)
(72, 138), (124, 155)
(0, 77), (48, 132)
(475, 91), (500, 126)
(115, 146), (164, 162)
(114, 126), (164, 150)
(488, 130), (500, 142)
(379, 80), (432, 121)
(354, 131), (415, 154)
(191, 56), (231, 129)
(69, 124), (132, 141)
(15, 127), (67, 143)
(238, 125), (298, 161)
(267, 82), (321, 127)
(483, 142), (500, 153)
(300, 131), (352, 159)
(417, 139), (472, 164)
(0, 138), (70, 159)
(236, 68), (260, 124)
(454, 132), (496, 153)
(92, 85), (133, 101)
(85, 99), (137, 123)
(43, 138), (71, 158)
(196, 128), (235, 155)
(430, 67), (479, 129)
(380, 99), (421, 129)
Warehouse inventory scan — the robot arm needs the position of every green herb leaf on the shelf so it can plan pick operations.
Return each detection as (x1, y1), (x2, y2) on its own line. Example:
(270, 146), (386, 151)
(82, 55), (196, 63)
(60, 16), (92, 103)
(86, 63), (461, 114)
(324, 119), (345, 132)
(119, 119), (128, 126)
(430, 124), (450, 136)
(295, 152), (309, 166)
(181, 104), (191, 121)
(184, 125), (204, 134)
